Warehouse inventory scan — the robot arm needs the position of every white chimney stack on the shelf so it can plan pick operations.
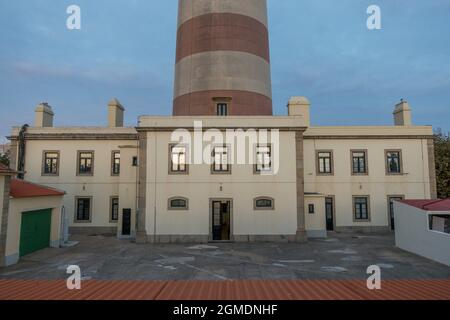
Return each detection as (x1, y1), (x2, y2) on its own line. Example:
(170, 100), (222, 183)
(393, 99), (412, 126)
(288, 96), (311, 127)
(108, 98), (125, 127)
(34, 102), (54, 127)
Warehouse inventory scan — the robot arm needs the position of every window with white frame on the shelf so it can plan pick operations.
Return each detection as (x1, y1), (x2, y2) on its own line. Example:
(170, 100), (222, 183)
(354, 196), (370, 221)
(170, 145), (188, 174)
(212, 145), (230, 173)
(317, 151), (333, 174)
(255, 145), (272, 173)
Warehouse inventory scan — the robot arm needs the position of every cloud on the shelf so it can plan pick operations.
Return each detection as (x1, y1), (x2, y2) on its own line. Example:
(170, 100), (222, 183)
(10, 61), (168, 88)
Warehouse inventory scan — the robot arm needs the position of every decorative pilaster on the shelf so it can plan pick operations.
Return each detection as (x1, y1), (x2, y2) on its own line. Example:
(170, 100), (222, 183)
(295, 130), (307, 242)
(427, 138), (438, 199)
(135, 132), (148, 243)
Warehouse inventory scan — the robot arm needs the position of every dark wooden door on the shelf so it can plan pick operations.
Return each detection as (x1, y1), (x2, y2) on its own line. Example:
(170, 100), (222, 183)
(325, 197), (334, 231)
(122, 209), (131, 236)
(212, 201), (230, 241)
(388, 197), (403, 230)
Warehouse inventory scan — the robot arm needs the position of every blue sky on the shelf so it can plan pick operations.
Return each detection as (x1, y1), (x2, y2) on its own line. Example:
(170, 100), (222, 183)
(1, 0), (449, 143)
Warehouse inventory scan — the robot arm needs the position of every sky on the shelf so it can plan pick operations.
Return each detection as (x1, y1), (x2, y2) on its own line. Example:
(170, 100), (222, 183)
(1, 0), (449, 143)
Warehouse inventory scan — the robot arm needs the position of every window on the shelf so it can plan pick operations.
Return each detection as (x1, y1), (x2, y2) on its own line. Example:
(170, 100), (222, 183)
(353, 196), (370, 221)
(110, 197), (119, 222)
(75, 197), (91, 222)
(352, 150), (368, 175)
(132, 156), (138, 167)
(77, 151), (94, 175)
(217, 103), (228, 116)
(254, 197), (275, 210)
(317, 151), (333, 175)
(386, 150), (402, 174)
(308, 204), (315, 214)
(43, 151), (59, 175)
(168, 197), (189, 210)
(212, 146), (230, 173)
(169, 145), (188, 174)
(111, 151), (120, 175)
(255, 145), (272, 173)
(429, 214), (450, 234)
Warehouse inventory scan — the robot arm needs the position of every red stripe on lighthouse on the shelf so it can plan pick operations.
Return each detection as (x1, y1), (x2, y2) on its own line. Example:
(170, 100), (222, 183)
(176, 13), (270, 63)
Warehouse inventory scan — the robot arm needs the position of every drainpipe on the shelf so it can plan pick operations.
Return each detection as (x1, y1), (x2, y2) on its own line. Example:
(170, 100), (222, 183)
(59, 206), (68, 246)
(17, 124), (29, 179)
(153, 134), (158, 243)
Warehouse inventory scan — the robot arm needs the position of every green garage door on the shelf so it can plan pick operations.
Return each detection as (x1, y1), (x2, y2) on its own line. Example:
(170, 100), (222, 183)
(19, 209), (52, 257)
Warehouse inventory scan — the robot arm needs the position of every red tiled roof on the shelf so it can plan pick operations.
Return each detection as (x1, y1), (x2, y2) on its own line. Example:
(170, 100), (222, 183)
(0, 163), (16, 175)
(0, 279), (449, 300)
(400, 199), (450, 212)
(9, 179), (65, 198)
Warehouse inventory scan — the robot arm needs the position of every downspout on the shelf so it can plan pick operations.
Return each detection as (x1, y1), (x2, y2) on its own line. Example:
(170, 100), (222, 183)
(135, 136), (140, 239)
(59, 205), (68, 246)
(17, 124), (29, 179)
(153, 133), (158, 243)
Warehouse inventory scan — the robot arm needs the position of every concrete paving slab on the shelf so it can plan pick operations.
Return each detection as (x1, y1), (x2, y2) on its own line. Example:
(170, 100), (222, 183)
(0, 233), (448, 281)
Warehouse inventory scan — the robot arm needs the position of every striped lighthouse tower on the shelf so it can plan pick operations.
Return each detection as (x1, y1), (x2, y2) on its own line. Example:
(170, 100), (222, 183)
(173, 0), (273, 116)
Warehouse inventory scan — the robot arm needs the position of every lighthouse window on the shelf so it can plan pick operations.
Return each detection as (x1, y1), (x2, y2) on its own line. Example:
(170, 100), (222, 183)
(217, 103), (228, 116)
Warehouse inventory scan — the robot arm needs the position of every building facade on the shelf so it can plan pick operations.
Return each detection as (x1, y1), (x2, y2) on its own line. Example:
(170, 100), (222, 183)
(6, 0), (437, 243)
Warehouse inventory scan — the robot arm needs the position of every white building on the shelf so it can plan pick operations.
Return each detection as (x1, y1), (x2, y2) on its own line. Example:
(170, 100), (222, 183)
(5, 98), (436, 243)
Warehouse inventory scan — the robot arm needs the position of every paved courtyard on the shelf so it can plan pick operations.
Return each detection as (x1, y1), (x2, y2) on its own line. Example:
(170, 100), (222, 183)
(0, 233), (449, 281)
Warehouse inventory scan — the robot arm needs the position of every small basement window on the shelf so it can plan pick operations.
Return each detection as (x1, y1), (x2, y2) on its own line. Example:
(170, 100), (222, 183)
(168, 197), (189, 210)
(254, 197), (274, 210)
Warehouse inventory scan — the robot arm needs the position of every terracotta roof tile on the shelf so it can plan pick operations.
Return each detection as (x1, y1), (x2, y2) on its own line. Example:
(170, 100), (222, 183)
(9, 179), (65, 198)
(401, 199), (450, 212)
(0, 163), (16, 174)
(0, 279), (449, 300)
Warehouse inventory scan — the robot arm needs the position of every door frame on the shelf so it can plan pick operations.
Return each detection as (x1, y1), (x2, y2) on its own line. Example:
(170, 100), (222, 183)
(209, 198), (233, 242)
(387, 195), (405, 230)
(325, 195), (336, 231)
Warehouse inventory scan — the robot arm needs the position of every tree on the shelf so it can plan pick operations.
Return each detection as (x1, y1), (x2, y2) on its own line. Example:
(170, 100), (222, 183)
(0, 150), (9, 167)
(434, 129), (450, 199)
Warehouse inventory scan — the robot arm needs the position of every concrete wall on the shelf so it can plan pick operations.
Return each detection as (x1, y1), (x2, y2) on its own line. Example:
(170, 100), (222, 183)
(5, 195), (63, 266)
(394, 202), (450, 266)
(22, 138), (138, 233)
(144, 130), (298, 240)
(304, 132), (433, 230)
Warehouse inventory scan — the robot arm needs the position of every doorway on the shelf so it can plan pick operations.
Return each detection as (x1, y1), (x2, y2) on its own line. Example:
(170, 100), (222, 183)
(388, 196), (404, 230)
(211, 199), (232, 241)
(122, 209), (131, 236)
(325, 197), (335, 231)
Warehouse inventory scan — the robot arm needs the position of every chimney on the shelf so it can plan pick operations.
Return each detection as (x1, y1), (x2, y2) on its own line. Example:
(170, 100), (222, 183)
(288, 97), (310, 127)
(393, 99), (412, 126)
(34, 102), (54, 127)
(108, 98), (124, 127)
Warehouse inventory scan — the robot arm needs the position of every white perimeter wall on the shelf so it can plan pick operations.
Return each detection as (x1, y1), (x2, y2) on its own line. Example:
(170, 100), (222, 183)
(394, 202), (450, 266)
